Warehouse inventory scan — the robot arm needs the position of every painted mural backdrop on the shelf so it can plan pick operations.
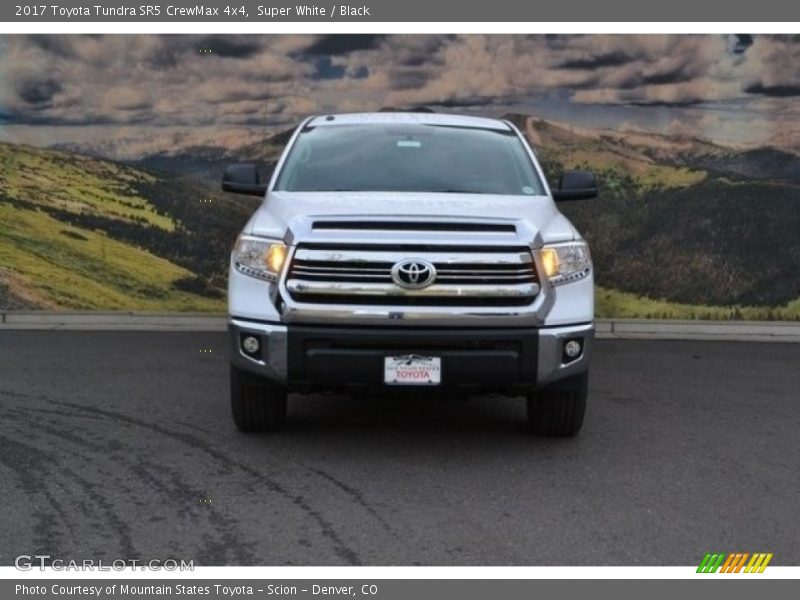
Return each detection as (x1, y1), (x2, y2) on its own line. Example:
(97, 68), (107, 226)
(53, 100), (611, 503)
(1, 34), (799, 318)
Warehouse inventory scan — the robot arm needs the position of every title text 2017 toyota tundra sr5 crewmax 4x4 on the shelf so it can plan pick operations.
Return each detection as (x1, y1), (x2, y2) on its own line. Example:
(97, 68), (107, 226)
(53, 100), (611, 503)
(222, 112), (598, 436)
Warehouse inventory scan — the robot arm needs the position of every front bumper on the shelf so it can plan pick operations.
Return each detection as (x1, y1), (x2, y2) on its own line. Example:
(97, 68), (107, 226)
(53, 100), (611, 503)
(229, 318), (592, 394)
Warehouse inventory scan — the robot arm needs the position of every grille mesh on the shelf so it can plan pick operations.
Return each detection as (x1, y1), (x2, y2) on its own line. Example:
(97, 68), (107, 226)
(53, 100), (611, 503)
(286, 245), (539, 307)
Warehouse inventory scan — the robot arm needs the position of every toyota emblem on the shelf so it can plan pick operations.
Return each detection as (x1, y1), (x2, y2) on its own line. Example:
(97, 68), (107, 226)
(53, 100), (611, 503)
(391, 258), (436, 289)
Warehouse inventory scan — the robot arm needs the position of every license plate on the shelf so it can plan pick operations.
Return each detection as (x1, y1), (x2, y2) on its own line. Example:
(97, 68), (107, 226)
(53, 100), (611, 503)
(384, 355), (441, 385)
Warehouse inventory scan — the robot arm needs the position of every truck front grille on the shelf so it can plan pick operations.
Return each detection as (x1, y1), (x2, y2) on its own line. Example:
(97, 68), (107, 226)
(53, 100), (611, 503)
(285, 245), (540, 307)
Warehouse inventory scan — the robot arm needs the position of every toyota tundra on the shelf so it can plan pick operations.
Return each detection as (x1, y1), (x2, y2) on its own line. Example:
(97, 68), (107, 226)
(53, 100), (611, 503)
(222, 112), (598, 436)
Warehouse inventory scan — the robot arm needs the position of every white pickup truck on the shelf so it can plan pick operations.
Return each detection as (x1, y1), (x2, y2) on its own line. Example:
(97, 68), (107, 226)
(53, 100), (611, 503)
(222, 112), (598, 436)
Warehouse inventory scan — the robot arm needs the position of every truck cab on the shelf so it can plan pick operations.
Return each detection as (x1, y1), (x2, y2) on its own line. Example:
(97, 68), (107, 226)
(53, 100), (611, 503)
(222, 112), (598, 436)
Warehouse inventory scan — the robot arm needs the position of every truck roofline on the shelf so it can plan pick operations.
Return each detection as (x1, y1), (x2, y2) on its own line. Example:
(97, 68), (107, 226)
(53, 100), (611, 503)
(304, 112), (513, 131)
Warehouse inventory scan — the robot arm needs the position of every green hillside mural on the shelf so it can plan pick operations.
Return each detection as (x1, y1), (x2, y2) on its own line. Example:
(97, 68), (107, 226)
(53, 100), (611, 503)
(1, 34), (798, 318)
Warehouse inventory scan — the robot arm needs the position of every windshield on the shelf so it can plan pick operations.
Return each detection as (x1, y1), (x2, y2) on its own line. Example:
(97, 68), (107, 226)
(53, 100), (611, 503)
(274, 123), (546, 196)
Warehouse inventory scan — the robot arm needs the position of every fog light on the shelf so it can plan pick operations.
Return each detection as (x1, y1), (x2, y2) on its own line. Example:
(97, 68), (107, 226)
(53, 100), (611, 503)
(564, 339), (583, 360)
(242, 335), (260, 355)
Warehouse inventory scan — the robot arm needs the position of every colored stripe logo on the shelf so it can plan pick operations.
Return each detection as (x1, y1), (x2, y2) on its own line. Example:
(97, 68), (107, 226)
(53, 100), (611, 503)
(697, 553), (773, 573)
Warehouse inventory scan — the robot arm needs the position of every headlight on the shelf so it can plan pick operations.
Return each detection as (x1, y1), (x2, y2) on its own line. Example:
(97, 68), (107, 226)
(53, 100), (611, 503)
(232, 235), (287, 282)
(539, 241), (592, 286)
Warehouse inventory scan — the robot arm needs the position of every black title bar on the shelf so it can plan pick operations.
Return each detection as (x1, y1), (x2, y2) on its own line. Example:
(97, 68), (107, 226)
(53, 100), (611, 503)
(4, 0), (800, 22)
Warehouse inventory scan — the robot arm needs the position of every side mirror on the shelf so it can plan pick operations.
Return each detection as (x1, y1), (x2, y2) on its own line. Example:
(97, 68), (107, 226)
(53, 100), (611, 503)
(222, 163), (267, 196)
(552, 170), (598, 201)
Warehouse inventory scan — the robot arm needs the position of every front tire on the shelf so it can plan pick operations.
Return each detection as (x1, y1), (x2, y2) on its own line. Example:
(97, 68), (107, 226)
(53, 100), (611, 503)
(230, 364), (287, 432)
(526, 372), (588, 437)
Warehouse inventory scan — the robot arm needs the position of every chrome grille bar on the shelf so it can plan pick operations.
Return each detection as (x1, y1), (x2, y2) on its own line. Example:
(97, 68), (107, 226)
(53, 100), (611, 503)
(293, 248), (533, 265)
(286, 280), (539, 297)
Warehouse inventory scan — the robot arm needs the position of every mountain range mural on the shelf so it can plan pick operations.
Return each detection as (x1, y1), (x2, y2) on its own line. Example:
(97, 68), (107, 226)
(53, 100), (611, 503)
(1, 34), (798, 318)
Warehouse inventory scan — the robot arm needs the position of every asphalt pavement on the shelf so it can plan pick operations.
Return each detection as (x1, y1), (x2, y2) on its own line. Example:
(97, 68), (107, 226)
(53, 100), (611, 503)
(0, 331), (797, 566)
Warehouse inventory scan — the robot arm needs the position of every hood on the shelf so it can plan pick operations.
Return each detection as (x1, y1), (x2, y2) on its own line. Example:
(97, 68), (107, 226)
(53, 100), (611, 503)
(244, 191), (578, 244)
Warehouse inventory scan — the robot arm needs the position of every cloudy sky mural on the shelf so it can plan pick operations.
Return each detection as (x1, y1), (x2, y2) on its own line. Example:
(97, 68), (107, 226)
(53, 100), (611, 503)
(1, 34), (800, 151)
